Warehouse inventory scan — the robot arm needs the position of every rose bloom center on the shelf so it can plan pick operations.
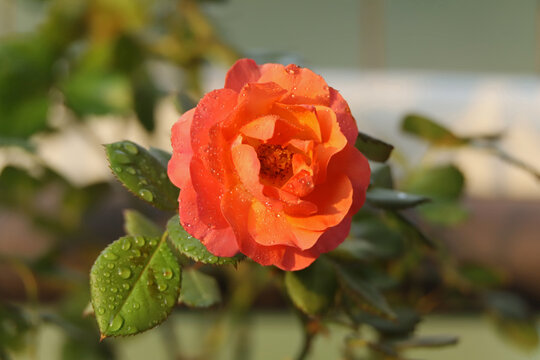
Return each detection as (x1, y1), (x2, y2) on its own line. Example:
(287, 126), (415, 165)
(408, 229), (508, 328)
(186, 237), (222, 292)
(256, 144), (294, 187)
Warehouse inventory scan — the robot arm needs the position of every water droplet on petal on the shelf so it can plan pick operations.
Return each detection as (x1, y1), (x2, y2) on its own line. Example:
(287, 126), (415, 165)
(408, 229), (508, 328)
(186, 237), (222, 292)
(138, 189), (154, 202)
(123, 143), (138, 155)
(108, 315), (124, 332)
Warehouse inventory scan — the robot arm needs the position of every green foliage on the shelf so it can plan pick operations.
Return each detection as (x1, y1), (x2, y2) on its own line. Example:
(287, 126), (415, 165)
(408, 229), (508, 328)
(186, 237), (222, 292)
(335, 263), (395, 318)
(166, 215), (240, 266)
(90, 235), (181, 337)
(402, 114), (466, 146)
(355, 132), (394, 162)
(179, 269), (222, 308)
(285, 258), (337, 315)
(366, 188), (430, 210)
(124, 209), (162, 237)
(0, 304), (32, 353)
(105, 141), (179, 211)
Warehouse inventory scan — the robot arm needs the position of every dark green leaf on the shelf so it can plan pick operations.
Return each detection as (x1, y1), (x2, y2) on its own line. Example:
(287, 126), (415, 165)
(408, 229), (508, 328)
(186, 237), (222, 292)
(355, 132), (394, 162)
(285, 258), (337, 315)
(352, 308), (421, 338)
(148, 148), (172, 168)
(124, 209), (162, 237)
(403, 164), (465, 200)
(393, 335), (458, 349)
(90, 235), (181, 337)
(402, 114), (466, 146)
(166, 215), (240, 265)
(384, 212), (435, 248)
(370, 164), (394, 189)
(335, 264), (395, 318)
(179, 269), (222, 308)
(366, 188), (429, 210)
(105, 141), (179, 211)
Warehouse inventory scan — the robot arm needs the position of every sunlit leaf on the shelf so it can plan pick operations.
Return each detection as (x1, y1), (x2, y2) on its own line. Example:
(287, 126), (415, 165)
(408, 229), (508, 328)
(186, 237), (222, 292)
(355, 132), (394, 162)
(124, 209), (162, 237)
(366, 188), (429, 210)
(166, 215), (240, 266)
(402, 114), (466, 146)
(105, 141), (179, 211)
(179, 269), (222, 308)
(90, 235), (181, 337)
(285, 258), (337, 315)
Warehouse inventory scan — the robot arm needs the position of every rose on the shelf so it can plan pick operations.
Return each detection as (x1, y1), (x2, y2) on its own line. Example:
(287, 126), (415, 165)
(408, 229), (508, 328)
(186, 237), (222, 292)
(168, 59), (370, 271)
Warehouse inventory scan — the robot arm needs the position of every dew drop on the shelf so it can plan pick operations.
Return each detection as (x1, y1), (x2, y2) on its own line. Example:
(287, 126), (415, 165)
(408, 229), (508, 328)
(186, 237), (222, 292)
(149, 238), (157, 246)
(110, 287), (118, 293)
(126, 167), (136, 175)
(157, 283), (168, 292)
(113, 150), (131, 164)
(122, 283), (130, 290)
(108, 315), (124, 332)
(121, 238), (131, 251)
(132, 302), (140, 310)
(97, 307), (105, 315)
(130, 249), (141, 258)
(114, 166), (123, 173)
(103, 272), (111, 278)
(103, 252), (118, 260)
(138, 189), (154, 202)
(123, 143), (139, 155)
(134, 236), (145, 247)
(162, 268), (173, 279)
(107, 263), (115, 269)
(108, 304), (116, 310)
(118, 267), (131, 279)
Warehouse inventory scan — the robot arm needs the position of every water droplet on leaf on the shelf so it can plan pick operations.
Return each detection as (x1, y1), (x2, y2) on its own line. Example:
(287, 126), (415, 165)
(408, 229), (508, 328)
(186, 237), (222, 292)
(123, 143), (138, 155)
(108, 315), (124, 332)
(138, 189), (154, 202)
(118, 267), (131, 279)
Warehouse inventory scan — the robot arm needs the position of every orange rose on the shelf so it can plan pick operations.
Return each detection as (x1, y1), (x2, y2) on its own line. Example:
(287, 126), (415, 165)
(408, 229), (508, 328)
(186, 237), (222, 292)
(168, 59), (370, 271)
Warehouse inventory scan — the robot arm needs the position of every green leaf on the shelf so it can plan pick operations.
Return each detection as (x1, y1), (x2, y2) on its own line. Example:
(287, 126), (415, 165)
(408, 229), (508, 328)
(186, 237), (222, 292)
(166, 215), (240, 265)
(132, 70), (161, 132)
(351, 308), (421, 338)
(335, 264), (395, 319)
(285, 258), (337, 315)
(393, 335), (458, 349)
(402, 114), (466, 146)
(384, 212), (435, 249)
(105, 141), (179, 211)
(355, 132), (394, 162)
(148, 148), (172, 168)
(366, 188), (429, 210)
(179, 269), (222, 308)
(124, 209), (162, 237)
(403, 164), (465, 200)
(90, 235), (181, 337)
(370, 164), (394, 189)
(63, 69), (132, 117)
(417, 201), (468, 226)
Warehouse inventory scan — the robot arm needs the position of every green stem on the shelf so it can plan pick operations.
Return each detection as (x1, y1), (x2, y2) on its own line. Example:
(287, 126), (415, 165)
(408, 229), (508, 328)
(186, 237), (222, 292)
(295, 325), (315, 360)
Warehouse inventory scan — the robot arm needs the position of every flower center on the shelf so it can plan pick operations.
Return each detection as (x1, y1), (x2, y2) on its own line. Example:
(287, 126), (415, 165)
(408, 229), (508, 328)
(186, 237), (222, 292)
(256, 144), (294, 187)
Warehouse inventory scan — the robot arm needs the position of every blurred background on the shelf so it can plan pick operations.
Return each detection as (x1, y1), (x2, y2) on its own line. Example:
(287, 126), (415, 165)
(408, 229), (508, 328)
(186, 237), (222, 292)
(0, 0), (539, 359)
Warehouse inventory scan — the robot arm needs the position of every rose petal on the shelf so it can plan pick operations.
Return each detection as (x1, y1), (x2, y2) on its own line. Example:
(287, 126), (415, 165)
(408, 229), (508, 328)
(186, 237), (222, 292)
(329, 87), (358, 144)
(224, 58), (261, 93)
(308, 216), (353, 254)
(168, 108), (195, 189)
(240, 115), (278, 140)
